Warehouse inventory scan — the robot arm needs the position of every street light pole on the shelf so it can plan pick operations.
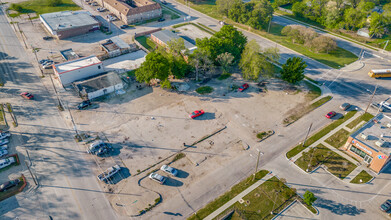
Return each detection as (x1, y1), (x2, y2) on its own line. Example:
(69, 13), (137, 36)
(364, 84), (378, 114)
(302, 123), (313, 149)
(252, 150), (263, 181)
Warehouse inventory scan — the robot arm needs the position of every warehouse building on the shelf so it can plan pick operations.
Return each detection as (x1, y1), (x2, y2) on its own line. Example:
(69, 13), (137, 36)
(342, 113), (391, 173)
(53, 56), (105, 86)
(40, 11), (100, 39)
(74, 72), (124, 100)
(95, 0), (162, 24)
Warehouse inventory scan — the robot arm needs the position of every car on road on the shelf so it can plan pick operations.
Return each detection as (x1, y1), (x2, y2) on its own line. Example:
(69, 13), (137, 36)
(340, 103), (351, 111)
(97, 165), (121, 182)
(0, 139), (9, 146)
(149, 172), (166, 184)
(0, 179), (20, 192)
(77, 100), (91, 110)
(238, 83), (249, 92)
(325, 111), (336, 119)
(0, 149), (8, 158)
(0, 132), (10, 140)
(120, 25), (128, 29)
(189, 110), (205, 119)
(0, 157), (15, 169)
(158, 17), (165, 22)
(20, 92), (34, 100)
(43, 36), (53, 40)
(160, 165), (178, 176)
(380, 199), (391, 212)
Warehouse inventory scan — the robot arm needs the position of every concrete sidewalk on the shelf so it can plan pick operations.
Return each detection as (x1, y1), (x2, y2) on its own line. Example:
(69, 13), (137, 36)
(204, 173), (273, 220)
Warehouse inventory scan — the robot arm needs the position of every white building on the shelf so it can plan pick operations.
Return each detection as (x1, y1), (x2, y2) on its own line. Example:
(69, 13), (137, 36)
(53, 56), (104, 86)
(73, 72), (124, 100)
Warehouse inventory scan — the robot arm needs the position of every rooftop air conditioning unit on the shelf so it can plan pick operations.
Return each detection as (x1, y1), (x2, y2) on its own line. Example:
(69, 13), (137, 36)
(376, 139), (385, 147)
(387, 123), (391, 128)
(361, 133), (368, 140)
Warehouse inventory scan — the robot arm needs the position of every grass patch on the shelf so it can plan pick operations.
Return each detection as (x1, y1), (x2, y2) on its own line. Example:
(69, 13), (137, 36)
(295, 144), (357, 179)
(303, 81), (321, 101)
(346, 112), (374, 129)
(171, 152), (186, 163)
(257, 130), (273, 140)
(217, 72), (231, 80)
(11, 0), (81, 15)
(283, 96), (332, 125)
(304, 76), (320, 85)
(229, 176), (296, 220)
(350, 170), (373, 184)
(196, 86), (213, 94)
(162, 8), (180, 20)
(172, 22), (189, 28)
(286, 110), (358, 159)
(325, 128), (350, 148)
(188, 170), (269, 220)
(197, 22), (216, 34)
(191, 23), (214, 35)
(135, 36), (156, 51)
(0, 104), (4, 125)
(0, 176), (24, 202)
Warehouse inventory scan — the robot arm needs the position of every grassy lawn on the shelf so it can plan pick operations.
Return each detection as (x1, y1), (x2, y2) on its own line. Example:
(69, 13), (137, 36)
(10, 0), (81, 15)
(175, 0), (218, 19)
(135, 36), (156, 51)
(325, 128), (350, 148)
(196, 86), (213, 94)
(162, 8), (180, 20)
(346, 112), (374, 129)
(303, 80), (321, 101)
(286, 110), (358, 159)
(283, 96), (332, 125)
(0, 104), (4, 125)
(350, 170), (373, 184)
(295, 144), (357, 179)
(0, 176), (25, 202)
(229, 176), (296, 220)
(188, 170), (269, 220)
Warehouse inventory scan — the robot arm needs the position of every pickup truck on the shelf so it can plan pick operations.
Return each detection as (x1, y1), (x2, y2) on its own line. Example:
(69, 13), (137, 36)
(97, 165), (121, 182)
(380, 101), (391, 111)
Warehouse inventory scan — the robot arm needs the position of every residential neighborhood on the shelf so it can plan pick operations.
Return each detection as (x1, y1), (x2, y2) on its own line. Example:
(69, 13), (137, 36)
(0, 0), (391, 220)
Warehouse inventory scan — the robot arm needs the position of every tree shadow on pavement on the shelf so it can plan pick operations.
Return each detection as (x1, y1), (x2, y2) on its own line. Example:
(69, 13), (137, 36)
(315, 197), (366, 216)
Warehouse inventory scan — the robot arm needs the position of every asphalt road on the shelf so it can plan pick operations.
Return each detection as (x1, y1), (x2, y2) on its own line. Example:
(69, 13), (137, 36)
(0, 6), (118, 220)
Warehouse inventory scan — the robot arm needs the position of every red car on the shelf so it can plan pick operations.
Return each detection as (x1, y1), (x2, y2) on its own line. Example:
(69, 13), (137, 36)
(325, 111), (336, 119)
(190, 110), (205, 119)
(238, 83), (249, 92)
(20, 92), (34, 100)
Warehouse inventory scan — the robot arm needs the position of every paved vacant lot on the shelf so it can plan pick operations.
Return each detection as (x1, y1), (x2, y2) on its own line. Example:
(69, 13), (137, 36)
(71, 75), (314, 215)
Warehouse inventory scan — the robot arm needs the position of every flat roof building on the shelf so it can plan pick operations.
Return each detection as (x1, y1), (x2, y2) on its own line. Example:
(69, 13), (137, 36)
(151, 29), (197, 53)
(342, 113), (391, 173)
(40, 11), (100, 39)
(74, 72), (124, 100)
(53, 56), (105, 86)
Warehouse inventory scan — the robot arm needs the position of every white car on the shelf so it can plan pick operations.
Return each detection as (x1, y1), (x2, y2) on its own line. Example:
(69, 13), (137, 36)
(0, 145), (7, 150)
(97, 165), (120, 182)
(0, 132), (10, 140)
(0, 139), (9, 146)
(160, 165), (178, 177)
(149, 172), (167, 184)
(0, 157), (15, 169)
(0, 149), (8, 157)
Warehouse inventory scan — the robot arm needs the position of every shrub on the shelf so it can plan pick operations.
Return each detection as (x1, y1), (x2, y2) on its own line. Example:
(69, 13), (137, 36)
(10, 4), (23, 12)
(47, 0), (63, 7)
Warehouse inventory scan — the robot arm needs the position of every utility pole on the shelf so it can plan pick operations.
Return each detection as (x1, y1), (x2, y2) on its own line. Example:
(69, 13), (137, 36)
(268, 15), (272, 33)
(31, 46), (44, 77)
(364, 84), (378, 114)
(252, 150), (263, 181)
(302, 123), (313, 149)
(25, 161), (37, 185)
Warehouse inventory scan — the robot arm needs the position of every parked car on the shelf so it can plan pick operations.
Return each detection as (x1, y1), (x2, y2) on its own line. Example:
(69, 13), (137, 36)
(340, 103), (351, 111)
(161, 0), (167, 4)
(120, 25), (129, 29)
(160, 165), (178, 177)
(39, 59), (51, 64)
(238, 83), (249, 92)
(43, 36), (53, 40)
(0, 149), (8, 158)
(0, 179), (20, 192)
(20, 92), (34, 100)
(43, 63), (54, 69)
(0, 132), (10, 140)
(0, 139), (9, 146)
(158, 17), (165, 22)
(0, 157), (15, 169)
(41, 60), (53, 66)
(0, 145), (8, 151)
(77, 100), (91, 110)
(380, 199), (391, 212)
(87, 140), (105, 154)
(92, 2), (98, 6)
(96, 145), (111, 156)
(189, 110), (205, 119)
(149, 172), (166, 184)
(97, 165), (121, 182)
(97, 7), (106, 12)
(325, 111), (336, 119)
(370, 102), (385, 112)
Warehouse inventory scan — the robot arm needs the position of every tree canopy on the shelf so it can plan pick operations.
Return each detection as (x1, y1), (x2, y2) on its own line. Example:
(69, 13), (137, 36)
(135, 51), (170, 84)
(280, 57), (307, 84)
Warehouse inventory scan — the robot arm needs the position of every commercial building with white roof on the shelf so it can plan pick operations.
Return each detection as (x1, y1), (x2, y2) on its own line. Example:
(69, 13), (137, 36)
(53, 56), (105, 86)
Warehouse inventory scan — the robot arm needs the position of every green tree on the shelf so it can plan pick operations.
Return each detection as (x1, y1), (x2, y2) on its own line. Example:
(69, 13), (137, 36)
(292, 2), (309, 17)
(167, 38), (186, 57)
(280, 57), (307, 84)
(216, 52), (234, 73)
(190, 50), (212, 81)
(347, 0), (361, 8)
(369, 12), (386, 38)
(303, 190), (317, 206)
(47, 0), (63, 7)
(343, 7), (366, 30)
(216, 0), (241, 16)
(135, 51), (170, 84)
(168, 55), (190, 79)
(310, 35), (337, 53)
(10, 3), (23, 12)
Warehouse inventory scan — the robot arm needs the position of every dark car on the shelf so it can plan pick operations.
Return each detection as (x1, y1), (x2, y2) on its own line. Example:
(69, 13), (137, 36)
(77, 100), (91, 110)
(43, 36), (53, 40)
(380, 199), (391, 212)
(0, 179), (20, 192)
(120, 25), (128, 29)
(340, 103), (351, 111)
(161, 0), (167, 4)
(158, 17), (165, 22)
(325, 111), (336, 119)
(238, 83), (249, 92)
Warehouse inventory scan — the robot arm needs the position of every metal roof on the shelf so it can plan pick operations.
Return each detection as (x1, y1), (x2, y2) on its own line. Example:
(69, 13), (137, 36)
(74, 72), (123, 93)
(54, 55), (102, 74)
(40, 11), (99, 31)
(151, 30), (196, 50)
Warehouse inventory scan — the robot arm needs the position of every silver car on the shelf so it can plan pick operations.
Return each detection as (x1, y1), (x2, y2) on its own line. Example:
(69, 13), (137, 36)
(149, 172), (167, 184)
(0, 139), (9, 146)
(0, 132), (10, 140)
(160, 165), (178, 177)
(0, 149), (8, 158)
